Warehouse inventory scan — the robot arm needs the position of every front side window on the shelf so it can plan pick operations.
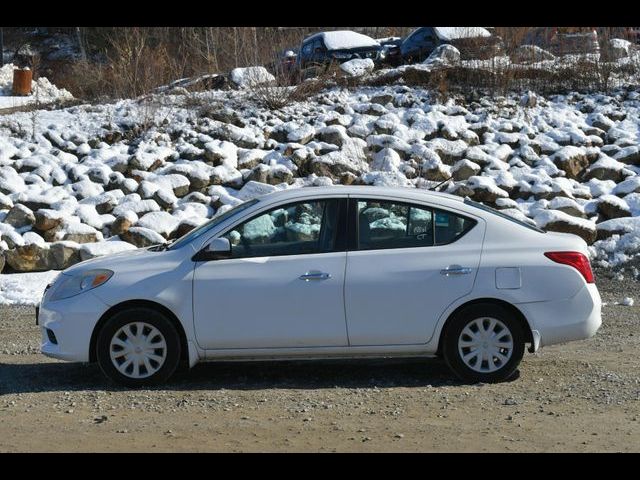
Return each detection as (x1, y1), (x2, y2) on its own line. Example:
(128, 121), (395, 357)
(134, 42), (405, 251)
(356, 199), (475, 251)
(222, 199), (340, 259)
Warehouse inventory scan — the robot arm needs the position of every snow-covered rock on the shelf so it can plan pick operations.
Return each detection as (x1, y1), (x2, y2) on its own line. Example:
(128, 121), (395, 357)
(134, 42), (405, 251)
(230, 67), (275, 88)
(340, 59), (375, 77)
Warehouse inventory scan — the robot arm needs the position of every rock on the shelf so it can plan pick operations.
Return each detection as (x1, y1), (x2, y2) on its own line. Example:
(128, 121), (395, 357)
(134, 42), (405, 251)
(589, 113), (615, 132)
(602, 38), (635, 61)
(421, 163), (450, 182)
(174, 219), (201, 238)
(424, 44), (460, 65)
(121, 227), (165, 248)
(536, 211), (597, 245)
(370, 94), (394, 105)
(49, 242), (82, 270)
(451, 159), (481, 181)
(316, 126), (349, 148)
(598, 195), (632, 220)
(5, 244), (51, 272)
(110, 214), (137, 236)
(0, 193), (13, 210)
(583, 160), (627, 183)
(596, 217), (640, 240)
(551, 146), (589, 180)
(63, 225), (101, 244)
(0, 252), (4, 272)
(511, 44), (555, 63)
(246, 164), (270, 184)
(34, 209), (64, 232)
(339, 58), (375, 77)
(230, 66), (275, 88)
(614, 146), (640, 166)
(450, 184), (475, 198)
(153, 189), (178, 210)
(5, 204), (35, 228)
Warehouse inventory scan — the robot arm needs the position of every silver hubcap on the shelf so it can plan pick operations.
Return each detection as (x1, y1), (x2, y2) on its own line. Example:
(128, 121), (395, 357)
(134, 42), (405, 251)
(458, 317), (514, 373)
(109, 322), (167, 379)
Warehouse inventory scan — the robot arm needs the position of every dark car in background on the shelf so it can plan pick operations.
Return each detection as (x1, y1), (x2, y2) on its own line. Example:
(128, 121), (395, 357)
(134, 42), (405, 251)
(298, 30), (381, 78)
(400, 27), (500, 63)
(377, 36), (403, 66)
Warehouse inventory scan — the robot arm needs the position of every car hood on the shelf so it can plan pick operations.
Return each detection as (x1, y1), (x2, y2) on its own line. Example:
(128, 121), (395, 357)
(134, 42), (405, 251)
(62, 247), (160, 276)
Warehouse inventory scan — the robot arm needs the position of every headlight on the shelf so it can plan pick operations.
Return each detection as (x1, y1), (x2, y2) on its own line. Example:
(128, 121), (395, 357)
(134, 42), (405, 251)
(49, 269), (114, 301)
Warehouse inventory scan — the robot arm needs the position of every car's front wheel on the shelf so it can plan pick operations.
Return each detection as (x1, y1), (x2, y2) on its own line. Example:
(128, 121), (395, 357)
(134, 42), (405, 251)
(96, 308), (181, 387)
(442, 304), (525, 383)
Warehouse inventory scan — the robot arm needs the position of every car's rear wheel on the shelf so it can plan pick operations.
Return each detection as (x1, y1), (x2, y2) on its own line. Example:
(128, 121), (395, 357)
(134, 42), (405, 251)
(96, 308), (181, 387)
(442, 304), (525, 383)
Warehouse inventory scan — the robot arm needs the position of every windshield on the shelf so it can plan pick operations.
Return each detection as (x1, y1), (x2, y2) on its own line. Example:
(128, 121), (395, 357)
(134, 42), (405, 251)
(167, 199), (259, 250)
(463, 199), (545, 233)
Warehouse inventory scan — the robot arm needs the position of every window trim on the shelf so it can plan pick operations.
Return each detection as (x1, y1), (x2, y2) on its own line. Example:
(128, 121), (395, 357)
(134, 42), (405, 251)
(348, 198), (478, 252)
(205, 197), (348, 261)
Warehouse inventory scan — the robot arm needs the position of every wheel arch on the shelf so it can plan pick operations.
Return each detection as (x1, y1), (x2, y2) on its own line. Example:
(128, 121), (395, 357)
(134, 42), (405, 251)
(436, 298), (534, 355)
(89, 299), (189, 363)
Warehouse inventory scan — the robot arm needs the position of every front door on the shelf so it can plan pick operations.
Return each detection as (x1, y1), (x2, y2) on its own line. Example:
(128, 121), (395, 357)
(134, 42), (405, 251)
(193, 198), (348, 350)
(345, 198), (484, 346)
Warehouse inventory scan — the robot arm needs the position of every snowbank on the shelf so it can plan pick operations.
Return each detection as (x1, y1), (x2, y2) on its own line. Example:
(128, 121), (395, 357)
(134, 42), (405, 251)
(0, 63), (73, 109)
(0, 270), (59, 305)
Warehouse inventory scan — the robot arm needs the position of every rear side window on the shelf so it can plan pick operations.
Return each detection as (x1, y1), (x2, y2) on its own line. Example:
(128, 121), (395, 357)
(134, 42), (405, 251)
(356, 199), (475, 251)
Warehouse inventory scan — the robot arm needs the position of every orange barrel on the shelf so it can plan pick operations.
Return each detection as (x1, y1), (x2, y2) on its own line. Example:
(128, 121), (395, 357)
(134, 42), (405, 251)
(12, 68), (33, 96)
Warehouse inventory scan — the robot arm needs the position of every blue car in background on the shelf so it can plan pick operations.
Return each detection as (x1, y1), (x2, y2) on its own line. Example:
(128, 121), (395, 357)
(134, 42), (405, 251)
(400, 27), (498, 63)
(298, 30), (381, 77)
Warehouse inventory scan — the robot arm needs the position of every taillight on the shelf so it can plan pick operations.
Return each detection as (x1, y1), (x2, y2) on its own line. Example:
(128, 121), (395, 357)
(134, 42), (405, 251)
(544, 251), (595, 283)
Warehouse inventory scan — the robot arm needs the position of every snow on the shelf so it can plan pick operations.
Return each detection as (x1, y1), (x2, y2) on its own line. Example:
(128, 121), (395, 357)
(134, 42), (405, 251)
(0, 270), (59, 305)
(306, 31), (379, 51)
(534, 209), (595, 229)
(340, 58), (375, 77)
(0, 64), (73, 110)
(619, 297), (634, 306)
(230, 67), (275, 88)
(433, 27), (491, 41)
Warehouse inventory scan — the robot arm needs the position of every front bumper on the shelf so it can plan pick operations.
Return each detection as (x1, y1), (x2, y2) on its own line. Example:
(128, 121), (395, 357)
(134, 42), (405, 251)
(517, 283), (602, 348)
(39, 291), (110, 362)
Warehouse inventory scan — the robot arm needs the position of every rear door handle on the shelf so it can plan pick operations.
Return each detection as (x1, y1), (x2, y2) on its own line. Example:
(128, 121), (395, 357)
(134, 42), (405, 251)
(440, 265), (472, 276)
(299, 271), (332, 281)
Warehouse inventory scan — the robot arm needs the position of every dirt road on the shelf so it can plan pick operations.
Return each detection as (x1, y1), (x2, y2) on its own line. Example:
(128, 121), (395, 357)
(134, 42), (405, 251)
(1, 272), (639, 452)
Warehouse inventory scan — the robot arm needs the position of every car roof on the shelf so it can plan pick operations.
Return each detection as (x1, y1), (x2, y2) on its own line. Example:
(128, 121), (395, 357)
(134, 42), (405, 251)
(302, 30), (380, 50)
(256, 185), (465, 204)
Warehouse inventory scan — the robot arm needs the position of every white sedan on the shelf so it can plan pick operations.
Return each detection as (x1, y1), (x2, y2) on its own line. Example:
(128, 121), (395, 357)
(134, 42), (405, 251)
(38, 186), (602, 386)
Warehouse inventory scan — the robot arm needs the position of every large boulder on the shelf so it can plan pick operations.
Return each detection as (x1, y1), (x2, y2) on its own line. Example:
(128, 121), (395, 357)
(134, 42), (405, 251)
(5, 244), (52, 272)
(597, 195), (632, 220)
(511, 44), (555, 63)
(230, 66), (275, 88)
(551, 146), (589, 180)
(121, 227), (166, 248)
(534, 210), (597, 244)
(4, 204), (35, 228)
(49, 242), (82, 270)
(34, 209), (64, 232)
(451, 159), (481, 181)
(339, 58), (375, 77)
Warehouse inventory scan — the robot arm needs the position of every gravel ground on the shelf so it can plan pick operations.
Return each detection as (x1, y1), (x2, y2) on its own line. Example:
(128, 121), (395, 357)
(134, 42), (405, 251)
(1, 272), (639, 452)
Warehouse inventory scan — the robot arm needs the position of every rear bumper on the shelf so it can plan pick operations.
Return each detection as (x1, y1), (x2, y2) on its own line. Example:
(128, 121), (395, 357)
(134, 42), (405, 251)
(517, 283), (602, 348)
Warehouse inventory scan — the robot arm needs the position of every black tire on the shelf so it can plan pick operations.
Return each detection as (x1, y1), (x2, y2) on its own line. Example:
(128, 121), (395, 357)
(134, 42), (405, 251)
(96, 308), (181, 387)
(442, 303), (525, 384)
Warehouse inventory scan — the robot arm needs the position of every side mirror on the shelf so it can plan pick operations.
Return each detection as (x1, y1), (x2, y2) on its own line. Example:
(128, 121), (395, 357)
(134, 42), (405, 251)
(192, 237), (232, 262)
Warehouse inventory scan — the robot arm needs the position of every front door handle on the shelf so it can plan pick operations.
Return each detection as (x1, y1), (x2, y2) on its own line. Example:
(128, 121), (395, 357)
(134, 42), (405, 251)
(440, 265), (472, 276)
(299, 271), (332, 281)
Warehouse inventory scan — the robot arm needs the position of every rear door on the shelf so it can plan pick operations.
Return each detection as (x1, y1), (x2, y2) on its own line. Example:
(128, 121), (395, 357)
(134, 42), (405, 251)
(344, 197), (484, 346)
